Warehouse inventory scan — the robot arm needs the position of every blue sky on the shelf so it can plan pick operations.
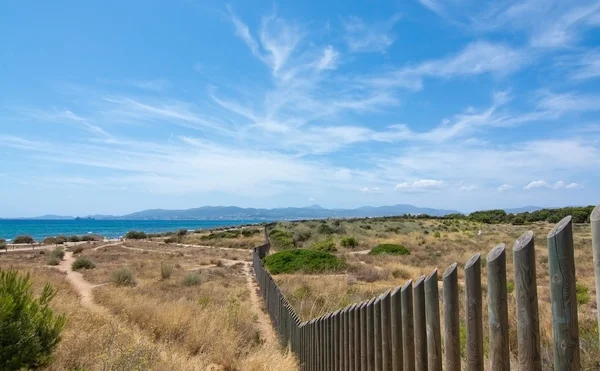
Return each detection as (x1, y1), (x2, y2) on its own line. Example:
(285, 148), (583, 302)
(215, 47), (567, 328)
(1, 0), (600, 217)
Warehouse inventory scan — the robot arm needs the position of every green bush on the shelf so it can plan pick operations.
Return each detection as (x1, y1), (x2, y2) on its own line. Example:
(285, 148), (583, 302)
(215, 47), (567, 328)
(318, 224), (335, 235)
(13, 235), (35, 244)
(0, 239), (6, 251)
(50, 248), (65, 261)
(68, 235), (80, 243)
(0, 270), (66, 369)
(268, 229), (295, 250)
(110, 268), (136, 286)
(164, 236), (177, 244)
(241, 229), (260, 237)
(46, 257), (60, 266)
(183, 273), (202, 286)
(55, 235), (68, 244)
(125, 230), (147, 240)
(264, 249), (345, 274)
(433, 231), (441, 238)
(70, 246), (84, 254)
(311, 239), (337, 252)
(340, 236), (358, 248)
(511, 217), (525, 225)
(576, 283), (590, 305)
(80, 234), (100, 242)
(160, 262), (174, 279)
(71, 258), (95, 270)
(43, 237), (57, 245)
(369, 244), (410, 256)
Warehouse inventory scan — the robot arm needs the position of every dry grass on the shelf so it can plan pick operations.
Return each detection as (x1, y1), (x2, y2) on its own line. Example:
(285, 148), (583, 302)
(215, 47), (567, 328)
(273, 218), (600, 370)
(178, 228), (266, 250)
(1, 242), (297, 370)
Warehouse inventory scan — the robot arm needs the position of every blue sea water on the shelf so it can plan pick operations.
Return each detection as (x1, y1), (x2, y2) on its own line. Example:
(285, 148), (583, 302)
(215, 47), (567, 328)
(0, 219), (264, 241)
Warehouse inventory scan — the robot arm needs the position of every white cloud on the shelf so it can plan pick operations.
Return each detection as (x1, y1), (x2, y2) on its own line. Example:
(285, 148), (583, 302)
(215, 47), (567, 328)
(307, 197), (316, 202)
(497, 184), (514, 192)
(395, 179), (445, 192)
(536, 91), (600, 113)
(360, 187), (382, 194)
(524, 180), (583, 190)
(316, 45), (339, 70)
(342, 15), (400, 53)
(460, 185), (478, 192)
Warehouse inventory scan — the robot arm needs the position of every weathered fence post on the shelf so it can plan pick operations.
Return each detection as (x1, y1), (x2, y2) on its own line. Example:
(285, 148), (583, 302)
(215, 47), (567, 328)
(390, 286), (403, 371)
(413, 276), (427, 371)
(591, 205), (600, 344)
(548, 216), (580, 370)
(349, 303), (356, 371)
(425, 269), (442, 371)
(333, 309), (340, 371)
(513, 231), (541, 371)
(374, 296), (383, 371)
(465, 253), (483, 371)
(361, 301), (368, 371)
(354, 302), (361, 371)
(487, 244), (510, 371)
(342, 307), (347, 371)
(401, 280), (415, 371)
(367, 298), (376, 370)
(381, 290), (392, 371)
(443, 263), (460, 371)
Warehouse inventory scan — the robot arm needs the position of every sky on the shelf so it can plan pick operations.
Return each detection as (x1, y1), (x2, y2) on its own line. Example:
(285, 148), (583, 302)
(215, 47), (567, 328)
(1, 0), (600, 217)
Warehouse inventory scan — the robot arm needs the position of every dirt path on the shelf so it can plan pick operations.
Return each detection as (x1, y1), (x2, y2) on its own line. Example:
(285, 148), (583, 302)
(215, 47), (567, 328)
(92, 241), (123, 251)
(55, 251), (109, 315)
(244, 263), (277, 346)
(175, 243), (251, 253)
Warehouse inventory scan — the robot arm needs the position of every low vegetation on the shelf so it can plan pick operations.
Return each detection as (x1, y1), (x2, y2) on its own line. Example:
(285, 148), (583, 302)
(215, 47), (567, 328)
(125, 230), (147, 240)
(110, 268), (136, 287)
(0, 270), (66, 369)
(310, 238), (337, 252)
(71, 258), (95, 270)
(268, 229), (295, 250)
(264, 249), (345, 274)
(50, 248), (65, 261)
(12, 235), (35, 244)
(183, 273), (202, 286)
(160, 262), (174, 279)
(340, 236), (358, 248)
(369, 243), (410, 256)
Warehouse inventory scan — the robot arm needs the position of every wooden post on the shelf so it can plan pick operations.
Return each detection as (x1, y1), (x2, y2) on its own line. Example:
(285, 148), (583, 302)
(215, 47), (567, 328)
(349, 303), (356, 371)
(390, 286), (403, 371)
(591, 205), (600, 344)
(355, 302), (361, 371)
(548, 216), (580, 370)
(367, 298), (376, 370)
(374, 296), (383, 371)
(465, 253), (483, 371)
(425, 269), (442, 371)
(443, 263), (460, 371)
(413, 275), (427, 371)
(342, 307), (348, 371)
(487, 244), (510, 371)
(381, 290), (392, 371)
(361, 301), (368, 371)
(513, 231), (541, 371)
(401, 280), (415, 371)
(333, 309), (340, 371)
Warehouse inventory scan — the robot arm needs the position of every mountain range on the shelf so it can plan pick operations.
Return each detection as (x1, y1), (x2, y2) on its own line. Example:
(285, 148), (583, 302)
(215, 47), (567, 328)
(7, 204), (546, 221)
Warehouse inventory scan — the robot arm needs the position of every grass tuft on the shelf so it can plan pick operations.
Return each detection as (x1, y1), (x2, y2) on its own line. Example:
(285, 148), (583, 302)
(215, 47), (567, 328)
(369, 244), (410, 256)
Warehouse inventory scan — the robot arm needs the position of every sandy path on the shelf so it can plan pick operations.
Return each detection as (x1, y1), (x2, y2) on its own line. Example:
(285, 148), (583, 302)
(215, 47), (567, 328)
(244, 263), (277, 346)
(55, 251), (109, 315)
(175, 243), (251, 253)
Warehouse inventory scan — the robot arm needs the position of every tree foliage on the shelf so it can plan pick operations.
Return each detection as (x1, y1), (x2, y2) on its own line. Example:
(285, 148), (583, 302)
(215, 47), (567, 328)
(0, 270), (66, 369)
(125, 230), (147, 240)
(12, 235), (35, 244)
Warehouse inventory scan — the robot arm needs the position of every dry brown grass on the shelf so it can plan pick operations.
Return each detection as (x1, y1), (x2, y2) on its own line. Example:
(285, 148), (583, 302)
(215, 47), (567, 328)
(1, 243), (297, 370)
(273, 218), (600, 370)
(178, 228), (265, 250)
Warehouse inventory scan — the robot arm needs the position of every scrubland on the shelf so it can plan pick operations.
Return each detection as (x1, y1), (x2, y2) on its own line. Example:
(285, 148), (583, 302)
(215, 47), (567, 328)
(268, 217), (600, 370)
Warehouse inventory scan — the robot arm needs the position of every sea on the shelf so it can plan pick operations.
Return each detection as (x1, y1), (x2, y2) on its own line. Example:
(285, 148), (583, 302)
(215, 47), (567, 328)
(0, 219), (264, 241)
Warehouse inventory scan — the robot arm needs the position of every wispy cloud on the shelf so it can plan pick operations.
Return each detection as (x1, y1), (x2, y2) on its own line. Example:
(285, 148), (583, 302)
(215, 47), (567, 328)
(341, 15), (400, 53)
(395, 179), (445, 192)
(497, 184), (515, 192)
(360, 187), (382, 194)
(524, 180), (583, 190)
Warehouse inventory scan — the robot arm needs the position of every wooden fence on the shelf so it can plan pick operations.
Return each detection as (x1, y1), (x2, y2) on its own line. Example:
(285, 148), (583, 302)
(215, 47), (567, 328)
(252, 207), (600, 370)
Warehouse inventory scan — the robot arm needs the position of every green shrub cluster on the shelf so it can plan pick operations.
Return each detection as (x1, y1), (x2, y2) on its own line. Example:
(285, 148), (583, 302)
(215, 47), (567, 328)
(46, 257), (60, 266)
(50, 248), (65, 261)
(70, 246), (84, 254)
(200, 230), (242, 240)
(369, 244), (410, 256)
(125, 230), (147, 240)
(310, 239), (337, 252)
(0, 239), (6, 251)
(443, 205), (595, 224)
(0, 270), (66, 369)
(13, 235), (35, 244)
(263, 249), (345, 274)
(241, 229), (261, 237)
(340, 236), (358, 248)
(110, 268), (136, 286)
(71, 258), (95, 270)
(576, 283), (590, 305)
(268, 229), (295, 250)
(164, 236), (177, 244)
(68, 235), (80, 242)
(55, 235), (68, 244)
(183, 273), (202, 286)
(160, 262), (174, 279)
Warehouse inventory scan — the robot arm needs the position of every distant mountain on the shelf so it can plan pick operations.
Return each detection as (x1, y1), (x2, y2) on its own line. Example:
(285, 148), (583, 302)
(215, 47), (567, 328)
(504, 206), (544, 214)
(83, 204), (462, 221)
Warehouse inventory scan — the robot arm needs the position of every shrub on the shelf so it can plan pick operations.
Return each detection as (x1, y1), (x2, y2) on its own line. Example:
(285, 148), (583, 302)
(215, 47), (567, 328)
(80, 234), (100, 242)
(511, 217), (525, 225)
(264, 249), (345, 274)
(13, 235), (34, 244)
(55, 235), (68, 244)
(340, 236), (358, 248)
(70, 245), (84, 254)
(0, 239), (6, 251)
(110, 268), (136, 287)
(311, 239), (337, 252)
(71, 258), (95, 270)
(576, 283), (590, 305)
(176, 229), (188, 237)
(433, 231), (441, 238)
(183, 273), (202, 286)
(293, 228), (312, 243)
(268, 229), (295, 250)
(46, 257), (60, 266)
(125, 230), (147, 240)
(164, 236), (177, 244)
(0, 270), (66, 369)
(160, 262), (174, 279)
(318, 224), (335, 235)
(50, 248), (65, 261)
(43, 237), (57, 245)
(241, 228), (260, 237)
(392, 268), (411, 279)
(369, 244), (410, 256)
(68, 235), (80, 243)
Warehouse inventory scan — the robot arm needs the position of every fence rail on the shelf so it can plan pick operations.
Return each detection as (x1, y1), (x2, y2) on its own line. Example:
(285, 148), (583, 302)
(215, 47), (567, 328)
(252, 206), (600, 370)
